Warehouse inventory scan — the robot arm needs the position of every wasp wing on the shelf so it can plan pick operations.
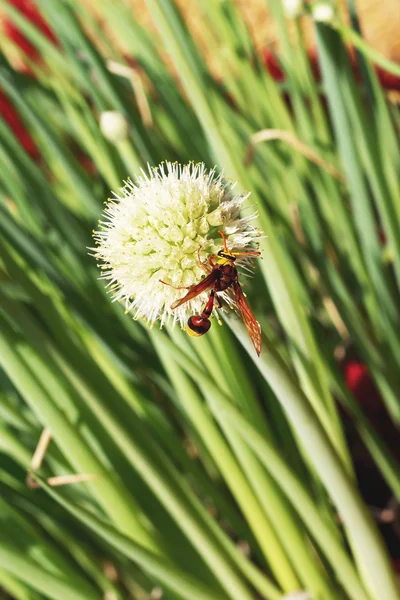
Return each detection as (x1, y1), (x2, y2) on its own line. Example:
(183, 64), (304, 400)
(170, 270), (219, 309)
(233, 281), (262, 356)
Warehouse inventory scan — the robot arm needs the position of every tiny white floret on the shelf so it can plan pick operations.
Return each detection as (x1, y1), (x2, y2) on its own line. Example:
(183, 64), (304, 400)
(92, 162), (261, 328)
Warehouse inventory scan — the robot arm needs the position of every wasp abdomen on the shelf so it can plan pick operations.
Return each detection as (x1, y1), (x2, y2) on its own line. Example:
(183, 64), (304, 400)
(186, 315), (211, 337)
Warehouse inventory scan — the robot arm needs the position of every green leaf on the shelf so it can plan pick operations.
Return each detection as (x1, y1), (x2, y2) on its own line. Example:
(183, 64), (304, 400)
(39, 480), (227, 600)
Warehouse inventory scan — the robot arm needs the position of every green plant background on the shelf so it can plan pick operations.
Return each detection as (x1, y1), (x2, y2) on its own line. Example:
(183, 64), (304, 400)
(1, 1), (400, 599)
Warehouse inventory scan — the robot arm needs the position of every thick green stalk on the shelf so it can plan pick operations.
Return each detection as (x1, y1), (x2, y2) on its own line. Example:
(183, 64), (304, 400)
(205, 391), (338, 600)
(190, 335), (337, 599)
(154, 327), (398, 600)
(221, 406), (371, 600)
(153, 331), (370, 600)
(229, 318), (400, 600)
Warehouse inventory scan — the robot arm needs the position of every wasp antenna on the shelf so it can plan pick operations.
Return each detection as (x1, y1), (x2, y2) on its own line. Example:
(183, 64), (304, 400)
(232, 250), (261, 258)
(218, 230), (229, 253)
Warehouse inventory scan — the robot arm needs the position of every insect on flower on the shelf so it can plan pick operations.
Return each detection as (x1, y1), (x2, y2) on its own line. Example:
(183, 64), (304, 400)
(161, 230), (262, 356)
(92, 162), (262, 352)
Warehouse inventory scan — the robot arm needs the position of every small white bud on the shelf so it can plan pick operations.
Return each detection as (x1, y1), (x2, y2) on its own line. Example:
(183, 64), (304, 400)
(283, 0), (304, 18)
(311, 1), (335, 23)
(100, 111), (128, 144)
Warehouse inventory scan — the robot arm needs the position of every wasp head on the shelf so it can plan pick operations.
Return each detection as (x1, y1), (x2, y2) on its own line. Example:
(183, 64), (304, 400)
(217, 249), (236, 261)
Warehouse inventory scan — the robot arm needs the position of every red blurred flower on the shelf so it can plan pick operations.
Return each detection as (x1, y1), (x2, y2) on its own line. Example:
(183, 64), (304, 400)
(343, 359), (400, 461)
(264, 46), (400, 91)
(263, 49), (285, 82)
(375, 66), (400, 91)
(344, 360), (382, 417)
(392, 559), (400, 573)
(0, 90), (38, 157)
(3, 0), (57, 63)
(1, 0), (58, 157)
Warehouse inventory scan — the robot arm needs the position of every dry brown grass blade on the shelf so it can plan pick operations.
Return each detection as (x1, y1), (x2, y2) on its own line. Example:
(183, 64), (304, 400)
(107, 59), (153, 127)
(245, 129), (346, 182)
(26, 428), (96, 489)
(29, 427), (52, 472)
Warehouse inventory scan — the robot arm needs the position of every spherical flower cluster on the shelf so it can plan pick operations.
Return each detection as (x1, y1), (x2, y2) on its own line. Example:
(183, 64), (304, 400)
(92, 162), (260, 328)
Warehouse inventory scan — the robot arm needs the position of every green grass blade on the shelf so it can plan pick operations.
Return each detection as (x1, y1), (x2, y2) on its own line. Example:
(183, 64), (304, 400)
(0, 542), (97, 600)
(39, 480), (226, 600)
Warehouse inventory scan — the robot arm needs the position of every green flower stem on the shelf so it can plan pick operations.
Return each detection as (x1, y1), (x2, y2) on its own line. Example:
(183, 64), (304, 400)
(117, 139), (142, 176)
(228, 317), (400, 600)
(205, 391), (338, 600)
(221, 404), (371, 600)
(189, 334), (338, 599)
(153, 330), (370, 600)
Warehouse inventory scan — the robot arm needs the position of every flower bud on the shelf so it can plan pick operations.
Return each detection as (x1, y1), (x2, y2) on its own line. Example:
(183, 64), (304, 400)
(311, 1), (336, 23)
(283, 0), (304, 19)
(100, 111), (128, 144)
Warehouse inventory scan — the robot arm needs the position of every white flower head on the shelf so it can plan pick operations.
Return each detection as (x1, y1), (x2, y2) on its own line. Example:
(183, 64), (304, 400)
(92, 162), (261, 328)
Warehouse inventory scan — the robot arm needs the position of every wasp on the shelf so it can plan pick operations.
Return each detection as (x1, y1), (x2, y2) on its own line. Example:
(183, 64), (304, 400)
(163, 231), (262, 356)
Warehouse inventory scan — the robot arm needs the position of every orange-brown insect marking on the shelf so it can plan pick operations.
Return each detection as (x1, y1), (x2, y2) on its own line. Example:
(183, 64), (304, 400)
(165, 232), (262, 356)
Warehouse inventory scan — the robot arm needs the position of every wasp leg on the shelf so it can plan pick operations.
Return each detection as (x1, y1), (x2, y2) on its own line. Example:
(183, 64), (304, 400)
(159, 279), (190, 290)
(208, 255), (217, 268)
(197, 246), (212, 273)
(215, 294), (223, 309)
(213, 293), (223, 325)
